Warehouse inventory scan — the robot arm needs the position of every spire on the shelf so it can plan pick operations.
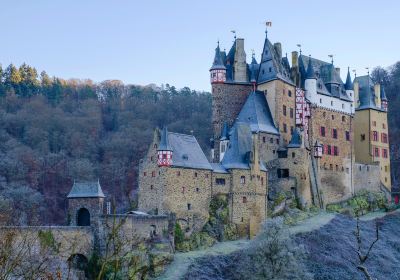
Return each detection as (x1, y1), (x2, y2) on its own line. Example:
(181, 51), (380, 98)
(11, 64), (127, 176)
(345, 67), (353, 90)
(381, 84), (388, 101)
(250, 52), (258, 84)
(210, 41), (226, 71)
(158, 126), (172, 151)
(220, 122), (230, 140)
(306, 56), (316, 79)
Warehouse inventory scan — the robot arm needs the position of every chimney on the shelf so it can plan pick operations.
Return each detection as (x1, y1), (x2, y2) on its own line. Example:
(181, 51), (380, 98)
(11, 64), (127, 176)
(274, 42), (282, 59)
(335, 67), (340, 77)
(292, 51), (299, 68)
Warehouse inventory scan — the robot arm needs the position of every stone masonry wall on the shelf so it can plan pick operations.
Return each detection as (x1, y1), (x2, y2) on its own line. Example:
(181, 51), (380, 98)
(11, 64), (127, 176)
(163, 167), (212, 231)
(354, 163), (381, 194)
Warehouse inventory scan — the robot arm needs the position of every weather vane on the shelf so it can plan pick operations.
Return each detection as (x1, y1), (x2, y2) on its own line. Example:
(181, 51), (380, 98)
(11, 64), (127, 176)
(352, 69), (357, 77)
(230, 30), (236, 40)
(296, 44), (302, 55)
(328, 54), (334, 64)
(365, 67), (370, 75)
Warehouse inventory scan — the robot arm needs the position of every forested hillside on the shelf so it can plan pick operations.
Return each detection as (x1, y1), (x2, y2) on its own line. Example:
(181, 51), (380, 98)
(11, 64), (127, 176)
(0, 63), (212, 225)
(0, 62), (399, 225)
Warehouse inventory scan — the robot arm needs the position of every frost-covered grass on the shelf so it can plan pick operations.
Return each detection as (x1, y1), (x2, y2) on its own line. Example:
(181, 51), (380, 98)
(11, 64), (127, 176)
(177, 211), (400, 279)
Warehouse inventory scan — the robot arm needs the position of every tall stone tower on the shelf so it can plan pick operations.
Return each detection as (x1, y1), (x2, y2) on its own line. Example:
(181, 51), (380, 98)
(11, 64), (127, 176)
(353, 75), (391, 190)
(210, 39), (253, 162)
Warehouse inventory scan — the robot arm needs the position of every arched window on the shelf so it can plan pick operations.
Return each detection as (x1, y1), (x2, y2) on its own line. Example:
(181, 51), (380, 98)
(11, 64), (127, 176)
(68, 254), (88, 276)
(77, 208), (90, 226)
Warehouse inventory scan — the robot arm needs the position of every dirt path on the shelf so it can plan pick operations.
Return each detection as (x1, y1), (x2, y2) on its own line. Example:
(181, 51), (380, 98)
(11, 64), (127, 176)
(157, 212), (336, 280)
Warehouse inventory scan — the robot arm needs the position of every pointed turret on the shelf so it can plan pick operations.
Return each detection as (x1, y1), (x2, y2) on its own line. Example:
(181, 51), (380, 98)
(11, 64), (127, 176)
(210, 42), (226, 84)
(287, 128), (302, 148)
(157, 126), (173, 166)
(306, 57), (316, 80)
(250, 53), (258, 89)
(304, 56), (317, 101)
(345, 67), (353, 90)
(219, 122), (230, 162)
(381, 85), (388, 111)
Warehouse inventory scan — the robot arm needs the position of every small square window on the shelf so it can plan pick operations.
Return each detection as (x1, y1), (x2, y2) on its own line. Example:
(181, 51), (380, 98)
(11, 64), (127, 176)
(242, 197), (247, 203)
(187, 203), (191, 210)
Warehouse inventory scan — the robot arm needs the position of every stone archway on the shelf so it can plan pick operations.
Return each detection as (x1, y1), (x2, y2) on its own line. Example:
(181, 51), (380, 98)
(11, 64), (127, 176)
(77, 208), (90, 226)
(68, 254), (88, 278)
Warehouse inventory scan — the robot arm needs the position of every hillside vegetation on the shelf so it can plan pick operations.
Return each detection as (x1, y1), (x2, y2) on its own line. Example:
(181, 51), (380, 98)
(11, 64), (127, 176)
(0, 64), (211, 224)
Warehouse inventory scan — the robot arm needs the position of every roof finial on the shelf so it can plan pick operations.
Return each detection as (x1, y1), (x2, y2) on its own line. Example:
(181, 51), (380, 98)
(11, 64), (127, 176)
(366, 67), (370, 76)
(328, 54), (334, 64)
(352, 69), (357, 78)
(296, 44), (302, 55)
(230, 30), (236, 41)
(265, 21), (272, 34)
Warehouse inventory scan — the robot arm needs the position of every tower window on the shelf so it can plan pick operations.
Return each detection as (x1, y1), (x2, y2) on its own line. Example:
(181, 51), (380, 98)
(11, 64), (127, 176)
(240, 176), (246, 184)
(152, 171), (156, 177)
(143, 172), (147, 176)
(263, 137), (266, 143)
(177, 171), (181, 176)
(342, 116), (345, 122)
(277, 169), (289, 178)
(320, 126), (326, 137)
(283, 105), (287, 116)
(346, 131), (350, 141)
(361, 134), (366, 141)
(283, 123), (287, 133)
(187, 203), (192, 210)
(290, 108), (294, 118)
(242, 197), (247, 203)
(332, 129), (338, 139)
(216, 178), (226, 185)
(194, 172), (198, 178)
(288, 90), (292, 97)
(196, 187), (199, 192)
(331, 115), (334, 120)
(270, 138), (273, 143)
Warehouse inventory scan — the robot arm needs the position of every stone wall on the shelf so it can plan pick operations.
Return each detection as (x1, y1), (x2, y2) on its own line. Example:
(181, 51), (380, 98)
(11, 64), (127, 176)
(68, 197), (104, 226)
(353, 163), (381, 193)
(258, 132), (280, 162)
(0, 226), (94, 279)
(212, 82), (252, 162)
(257, 80), (296, 146)
(163, 167), (212, 231)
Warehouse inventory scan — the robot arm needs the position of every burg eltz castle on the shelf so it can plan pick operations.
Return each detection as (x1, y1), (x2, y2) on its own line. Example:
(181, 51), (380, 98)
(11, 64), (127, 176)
(138, 29), (392, 237)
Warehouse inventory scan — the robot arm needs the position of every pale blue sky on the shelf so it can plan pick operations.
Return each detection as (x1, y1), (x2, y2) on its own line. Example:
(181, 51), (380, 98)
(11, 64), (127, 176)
(1, 0), (399, 91)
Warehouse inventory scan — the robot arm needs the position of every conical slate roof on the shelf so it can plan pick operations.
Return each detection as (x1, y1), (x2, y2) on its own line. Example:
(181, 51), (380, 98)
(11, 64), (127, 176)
(306, 57), (316, 79)
(210, 42), (226, 71)
(236, 91), (279, 135)
(345, 67), (353, 91)
(158, 126), (172, 151)
(287, 128), (302, 148)
(220, 122), (230, 140)
(381, 85), (388, 101)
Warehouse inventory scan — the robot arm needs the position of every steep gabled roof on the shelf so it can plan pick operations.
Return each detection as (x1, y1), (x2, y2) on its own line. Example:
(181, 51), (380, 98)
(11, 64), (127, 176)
(67, 181), (105, 198)
(257, 32), (293, 85)
(221, 122), (266, 171)
(236, 91), (279, 135)
(168, 132), (212, 170)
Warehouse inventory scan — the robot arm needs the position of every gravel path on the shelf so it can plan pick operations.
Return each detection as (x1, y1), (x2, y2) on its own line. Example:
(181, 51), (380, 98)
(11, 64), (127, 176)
(157, 211), (336, 280)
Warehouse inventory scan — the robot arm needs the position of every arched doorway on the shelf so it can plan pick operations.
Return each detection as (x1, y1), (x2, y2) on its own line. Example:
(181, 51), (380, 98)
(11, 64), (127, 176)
(77, 208), (90, 226)
(68, 254), (88, 277)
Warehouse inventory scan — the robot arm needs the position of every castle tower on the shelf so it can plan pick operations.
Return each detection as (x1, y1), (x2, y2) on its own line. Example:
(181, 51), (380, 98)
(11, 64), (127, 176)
(210, 42), (226, 84)
(67, 181), (105, 227)
(353, 75), (391, 190)
(210, 38), (253, 162)
(157, 126), (173, 166)
(304, 56), (317, 101)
